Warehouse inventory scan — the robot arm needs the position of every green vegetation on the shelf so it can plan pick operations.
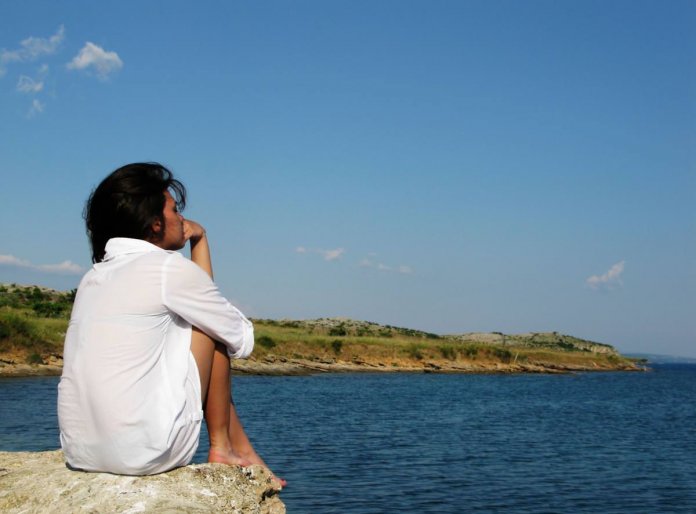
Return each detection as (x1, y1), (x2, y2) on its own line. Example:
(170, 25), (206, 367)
(438, 344), (457, 360)
(0, 284), (72, 359)
(26, 352), (44, 365)
(256, 335), (277, 349)
(0, 283), (639, 372)
(406, 343), (425, 360)
(247, 317), (636, 370)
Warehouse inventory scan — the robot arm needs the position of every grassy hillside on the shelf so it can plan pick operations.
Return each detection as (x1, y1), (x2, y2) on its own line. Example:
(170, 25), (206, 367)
(249, 318), (636, 371)
(0, 284), (640, 372)
(0, 284), (72, 363)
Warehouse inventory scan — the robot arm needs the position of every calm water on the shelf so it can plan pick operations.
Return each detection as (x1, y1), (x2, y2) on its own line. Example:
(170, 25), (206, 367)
(1, 365), (695, 513)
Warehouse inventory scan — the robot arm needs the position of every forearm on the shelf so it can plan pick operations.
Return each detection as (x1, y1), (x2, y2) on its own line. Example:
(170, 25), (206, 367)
(190, 233), (213, 279)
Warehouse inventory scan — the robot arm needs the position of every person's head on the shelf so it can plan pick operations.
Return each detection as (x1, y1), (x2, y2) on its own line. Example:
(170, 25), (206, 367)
(84, 162), (186, 263)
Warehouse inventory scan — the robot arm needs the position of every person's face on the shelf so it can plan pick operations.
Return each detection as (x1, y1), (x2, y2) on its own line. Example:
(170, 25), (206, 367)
(154, 190), (185, 250)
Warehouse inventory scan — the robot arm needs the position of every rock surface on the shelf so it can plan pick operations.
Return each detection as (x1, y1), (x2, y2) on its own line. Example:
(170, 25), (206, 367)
(0, 450), (285, 514)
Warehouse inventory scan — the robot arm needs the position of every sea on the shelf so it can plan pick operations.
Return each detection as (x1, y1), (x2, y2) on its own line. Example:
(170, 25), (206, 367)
(1, 364), (695, 513)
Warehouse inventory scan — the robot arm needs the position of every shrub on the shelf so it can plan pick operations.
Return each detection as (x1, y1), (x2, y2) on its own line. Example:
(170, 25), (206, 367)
(26, 352), (43, 365)
(331, 339), (343, 355)
(30, 287), (47, 301)
(328, 324), (347, 336)
(0, 322), (10, 340)
(461, 344), (479, 359)
(492, 347), (512, 363)
(257, 335), (276, 349)
(0, 313), (33, 338)
(406, 343), (424, 360)
(32, 301), (66, 318)
(439, 345), (457, 360)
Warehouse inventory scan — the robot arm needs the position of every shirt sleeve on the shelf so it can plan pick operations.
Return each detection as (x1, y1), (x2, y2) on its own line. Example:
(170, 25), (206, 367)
(161, 253), (254, 359)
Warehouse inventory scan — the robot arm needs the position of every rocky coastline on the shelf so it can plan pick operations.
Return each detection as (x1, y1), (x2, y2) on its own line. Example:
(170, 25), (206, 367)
(0, 450), (284, 513)
(0, 352), (645, 378)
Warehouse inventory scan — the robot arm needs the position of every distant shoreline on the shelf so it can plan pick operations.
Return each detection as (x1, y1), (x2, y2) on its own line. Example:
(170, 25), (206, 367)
(1, 284), (646, 378)
(0, 355), (646, 378)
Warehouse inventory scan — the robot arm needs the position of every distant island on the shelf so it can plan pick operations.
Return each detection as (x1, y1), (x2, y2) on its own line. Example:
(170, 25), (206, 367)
(0, 283), (645, 376)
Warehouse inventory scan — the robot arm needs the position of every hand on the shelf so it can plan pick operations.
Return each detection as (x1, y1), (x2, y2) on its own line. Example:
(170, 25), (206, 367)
(183, 219), (207, 245)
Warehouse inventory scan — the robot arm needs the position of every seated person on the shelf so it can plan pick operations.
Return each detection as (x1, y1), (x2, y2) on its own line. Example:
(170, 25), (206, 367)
(57, 162), (283, 485)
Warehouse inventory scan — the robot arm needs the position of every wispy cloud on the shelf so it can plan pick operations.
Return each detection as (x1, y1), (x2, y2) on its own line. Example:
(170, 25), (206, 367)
(27, 99), (44, 117)
(16, 75), (43, 93)
(67, 42), (123, 79)
(297, 247), (413, 274)
(0, 254), (84, 275)
(295, 246), (345, 262)
(0, 25), (64, 74)
(360, 257), (413, 275)
(586, 261), (625, 291)
(322, 248), (345, 261)
(17, 25), (65, 59)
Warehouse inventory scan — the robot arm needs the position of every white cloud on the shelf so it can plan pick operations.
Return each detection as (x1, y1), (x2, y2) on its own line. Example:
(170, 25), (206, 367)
(359, 255), (414, 275)
(67, 42), (123, 79)
(296, 246), (345, 262)
(297, 247), (413, 273)
(0, 25), (64, 74)
(0, 254), (84, 275)
(17, 75), (43, 93)
(36, 260), (84, 274)
(586, 261), (625, 291)
(0, 255), (31, 267)
(322, 248), (345, 261)
(27, 99), (44, 117)
(19, 25), (65, 59)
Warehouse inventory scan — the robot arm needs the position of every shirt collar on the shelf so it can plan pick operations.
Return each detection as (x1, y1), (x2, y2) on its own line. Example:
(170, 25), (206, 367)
(102, 238), (167, 261)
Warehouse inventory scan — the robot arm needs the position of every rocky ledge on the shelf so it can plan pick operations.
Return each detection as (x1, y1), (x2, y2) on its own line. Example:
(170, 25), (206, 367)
(0, 450), (284, 514)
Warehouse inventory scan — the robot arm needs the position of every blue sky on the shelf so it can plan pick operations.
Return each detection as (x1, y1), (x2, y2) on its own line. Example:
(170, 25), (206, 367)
(1, 1), (694, 357)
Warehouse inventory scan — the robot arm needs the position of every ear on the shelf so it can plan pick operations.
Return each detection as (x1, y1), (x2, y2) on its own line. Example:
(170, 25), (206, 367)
(151, 218), (163, 234)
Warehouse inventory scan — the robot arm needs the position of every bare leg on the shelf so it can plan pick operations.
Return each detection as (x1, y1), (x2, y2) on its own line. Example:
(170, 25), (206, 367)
(228, 399), (266, 466)
(228, 381), (287, 486)
(190, 327), (285, 485)
(190, 327), (249, 466)
(185, 225), (283, 484)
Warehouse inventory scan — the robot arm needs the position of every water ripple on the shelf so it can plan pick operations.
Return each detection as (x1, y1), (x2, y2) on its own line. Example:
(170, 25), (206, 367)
(1, 366), (696, 512)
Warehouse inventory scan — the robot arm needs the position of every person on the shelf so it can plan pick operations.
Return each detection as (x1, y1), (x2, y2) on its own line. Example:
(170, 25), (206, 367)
(57, 162), (283, 484)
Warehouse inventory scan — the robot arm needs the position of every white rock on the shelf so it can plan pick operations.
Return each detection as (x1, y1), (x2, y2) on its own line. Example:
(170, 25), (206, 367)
(0, 450), (285, 513)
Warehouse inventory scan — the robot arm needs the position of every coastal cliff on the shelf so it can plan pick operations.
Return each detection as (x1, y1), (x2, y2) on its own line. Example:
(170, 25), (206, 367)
(0, 450), (284, 513)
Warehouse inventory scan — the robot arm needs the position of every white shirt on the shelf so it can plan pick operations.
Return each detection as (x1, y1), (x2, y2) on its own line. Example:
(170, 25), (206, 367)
(57, 238), (254, 475)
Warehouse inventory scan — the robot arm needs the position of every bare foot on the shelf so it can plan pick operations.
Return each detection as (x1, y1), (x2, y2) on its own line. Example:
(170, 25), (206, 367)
(208, 446), (252, 467)
(236, 448), (287, 487)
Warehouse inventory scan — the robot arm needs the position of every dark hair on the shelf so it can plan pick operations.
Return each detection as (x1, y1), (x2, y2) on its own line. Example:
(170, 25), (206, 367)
(84, 162), (186, 263)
